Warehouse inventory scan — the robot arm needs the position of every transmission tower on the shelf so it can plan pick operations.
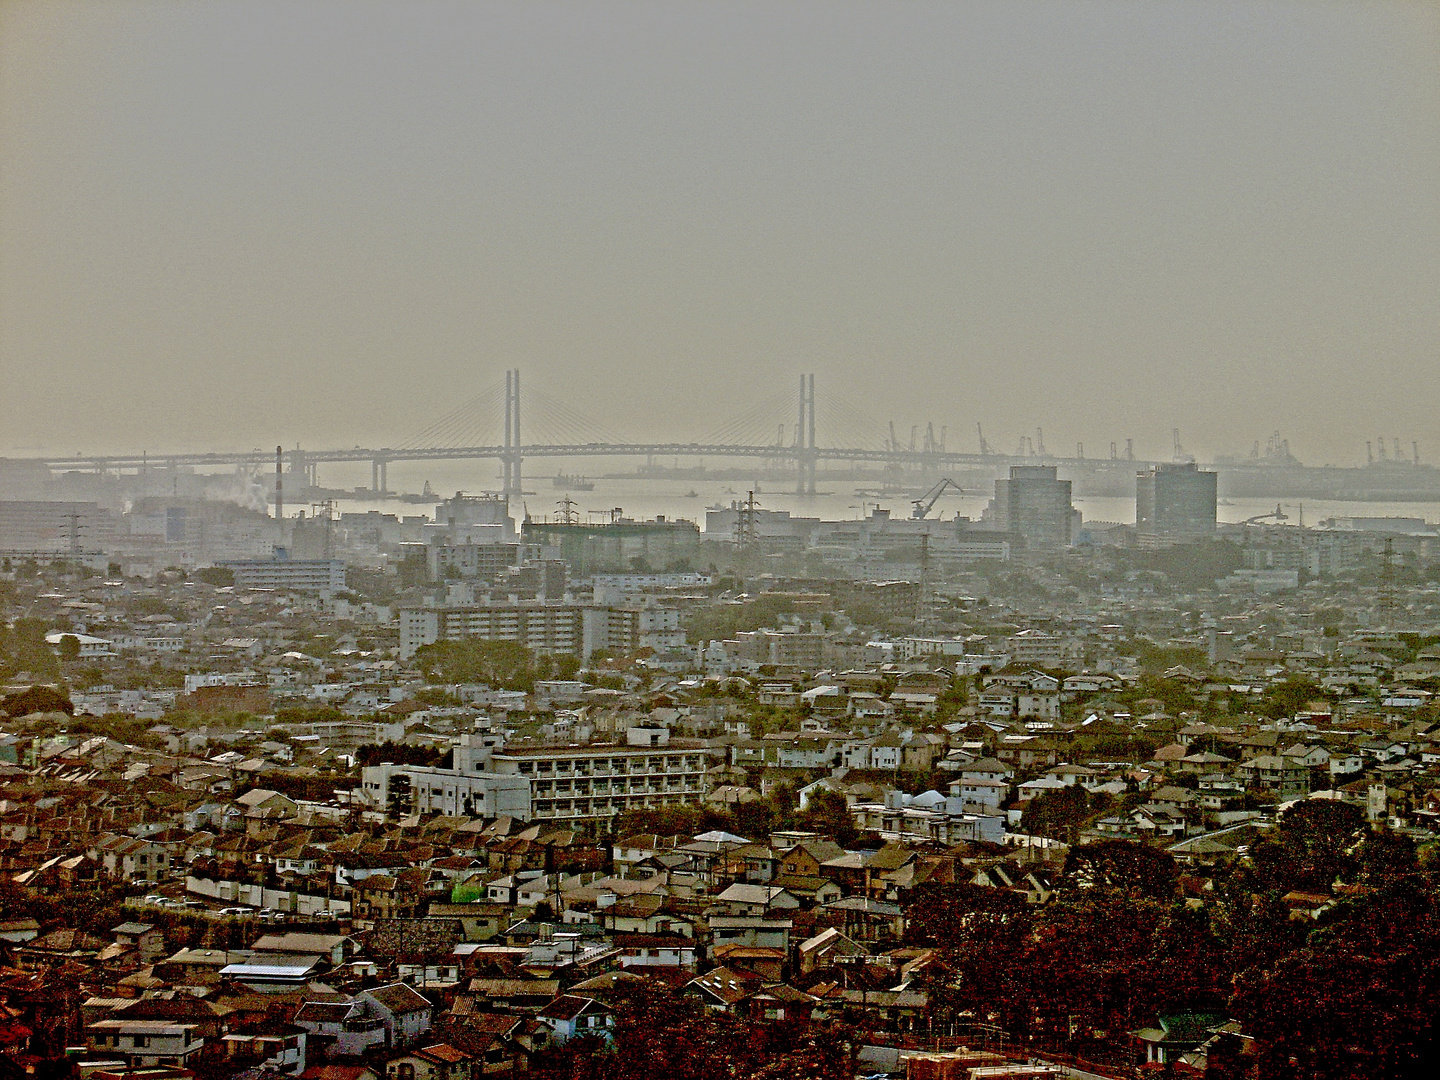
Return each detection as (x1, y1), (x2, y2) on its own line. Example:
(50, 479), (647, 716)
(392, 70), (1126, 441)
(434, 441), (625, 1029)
(1379, 536), (1398, 626)
(63, 512), (86, 557)
(915, 533), (932, 630)
(735, 491), (758, 547)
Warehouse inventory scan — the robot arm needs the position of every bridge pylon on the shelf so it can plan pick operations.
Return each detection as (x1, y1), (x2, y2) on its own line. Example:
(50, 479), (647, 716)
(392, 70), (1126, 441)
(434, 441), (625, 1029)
(503, 369), (522, 496)
(796, 372), (816, 496)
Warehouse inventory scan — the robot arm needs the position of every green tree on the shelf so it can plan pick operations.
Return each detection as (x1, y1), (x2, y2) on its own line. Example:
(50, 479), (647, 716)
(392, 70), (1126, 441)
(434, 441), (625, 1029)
(1021, 784), (1093, 841)
(1259, 677), (1330, 720)
(1250, 799), (1365, 892)
(1, 684), (74, 717)
(413, 638), (537, 689)
(196, 566), (236, 587)
(795, 789), (860, 847)
(1061, 840), (1179, 900)
(385, 773), (414, 818)
(7, 618), (59, 678)
(1230, 881), (1440, 1079)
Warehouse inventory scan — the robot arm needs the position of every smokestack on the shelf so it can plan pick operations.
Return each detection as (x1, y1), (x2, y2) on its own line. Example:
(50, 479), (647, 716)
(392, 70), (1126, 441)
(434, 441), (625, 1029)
(275, 445), (284, 529)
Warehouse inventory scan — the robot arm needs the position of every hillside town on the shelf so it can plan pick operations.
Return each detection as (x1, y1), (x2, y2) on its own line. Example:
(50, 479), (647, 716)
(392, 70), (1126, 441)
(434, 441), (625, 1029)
(2, 476), (1440, 1080)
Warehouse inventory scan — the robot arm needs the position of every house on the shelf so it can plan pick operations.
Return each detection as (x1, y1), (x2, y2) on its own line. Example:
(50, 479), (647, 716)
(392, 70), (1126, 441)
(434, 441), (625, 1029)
(219, 955), (327, 992)
(796, 927), (864, 974)
(353, 872), (426, 926)
(685, 966), (763, 1013)
(712, 883), (801, 917)
(613, 933), (699, 971)
(1130, 1013), (1227, 1067)
(385, 1043), (475, 1080)
(295, 1001), (388, 1059)
(775, 839), (845, 878)
(443, 1013), (527, 1075)
(111, 922), (166, 963)
(358, 984), (434, 1049)
(706, 917), (792, 953)
(219, 1022), (308, 1075)
(947, 777), (1008, 808)
(0, 918), (40, 944)
(91, 833), (173, 883)
(251, 932), (356, 967)
(236, 788), (300, 818)
(767, 874), (842, 907)
(1237, 755), (1310, 798)
(1282, 890), (1336, 921)
(535, 995), (614, 1047)
(87, 1021), (204, 1067)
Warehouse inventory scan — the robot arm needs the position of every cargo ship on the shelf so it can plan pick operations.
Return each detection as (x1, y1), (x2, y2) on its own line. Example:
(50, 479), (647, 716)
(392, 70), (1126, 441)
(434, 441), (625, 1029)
(553, 474), (595, 491)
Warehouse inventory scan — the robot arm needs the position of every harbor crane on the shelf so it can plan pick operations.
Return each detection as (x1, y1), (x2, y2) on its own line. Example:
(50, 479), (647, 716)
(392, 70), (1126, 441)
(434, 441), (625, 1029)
(911, 478), (964, 519)
(1239, 504), (1288, 526)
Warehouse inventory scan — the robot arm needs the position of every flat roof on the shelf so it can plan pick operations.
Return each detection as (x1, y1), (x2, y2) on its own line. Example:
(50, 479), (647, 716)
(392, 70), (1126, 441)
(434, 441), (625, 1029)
(492, 745), (706, 759)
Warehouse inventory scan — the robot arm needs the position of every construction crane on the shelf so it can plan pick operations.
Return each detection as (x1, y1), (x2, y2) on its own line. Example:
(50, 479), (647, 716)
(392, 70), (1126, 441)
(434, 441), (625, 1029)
(911, 478), (964, 519)
(1172, 428), (1194, 463)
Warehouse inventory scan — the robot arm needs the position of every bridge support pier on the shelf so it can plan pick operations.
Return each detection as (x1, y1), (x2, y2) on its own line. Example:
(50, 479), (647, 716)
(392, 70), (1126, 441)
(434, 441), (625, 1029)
(371, 458), (389, 493)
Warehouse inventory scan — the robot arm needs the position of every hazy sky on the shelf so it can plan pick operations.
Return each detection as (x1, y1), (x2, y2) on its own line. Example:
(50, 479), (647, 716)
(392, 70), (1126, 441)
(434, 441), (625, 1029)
(3, 1), (1437, 465)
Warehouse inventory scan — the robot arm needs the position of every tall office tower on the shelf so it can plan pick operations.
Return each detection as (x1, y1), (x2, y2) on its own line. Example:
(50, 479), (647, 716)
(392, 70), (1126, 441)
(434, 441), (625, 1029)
(992, 466), (1074, 549)
(1136, 462), (1218, 542)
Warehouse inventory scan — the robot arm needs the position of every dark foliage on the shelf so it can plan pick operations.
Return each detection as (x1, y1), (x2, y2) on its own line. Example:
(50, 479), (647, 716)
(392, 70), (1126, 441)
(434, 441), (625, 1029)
(2, 683), (74, 717)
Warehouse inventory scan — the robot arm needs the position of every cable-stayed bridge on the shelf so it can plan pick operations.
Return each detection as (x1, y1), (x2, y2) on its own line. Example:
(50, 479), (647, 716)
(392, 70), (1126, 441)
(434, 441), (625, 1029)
(42, 372), (1163, 496)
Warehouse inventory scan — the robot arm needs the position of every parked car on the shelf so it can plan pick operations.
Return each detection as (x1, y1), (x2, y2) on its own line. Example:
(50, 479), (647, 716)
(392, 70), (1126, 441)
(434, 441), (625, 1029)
(218, 907), (253, 917)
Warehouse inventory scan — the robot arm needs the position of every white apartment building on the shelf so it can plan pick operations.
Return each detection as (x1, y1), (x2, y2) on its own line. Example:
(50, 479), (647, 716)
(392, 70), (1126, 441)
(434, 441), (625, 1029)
(218, 558), (346, 594)
(359, 735), (531, 818)
(361, 732), (711, 827)
(486, 739), (710, 825)
(1008, 630), (1079, 668)
(361, 762), (533, 819)
(399, 602), (672, 660)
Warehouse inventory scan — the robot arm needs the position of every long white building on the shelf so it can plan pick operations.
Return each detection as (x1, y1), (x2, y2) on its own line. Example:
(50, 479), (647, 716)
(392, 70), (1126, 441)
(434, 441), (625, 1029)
(398, 602), (681, 660)
(359, 735), (532, 818)
(486, 738), (710, 824)
(358, 732), (711, 827)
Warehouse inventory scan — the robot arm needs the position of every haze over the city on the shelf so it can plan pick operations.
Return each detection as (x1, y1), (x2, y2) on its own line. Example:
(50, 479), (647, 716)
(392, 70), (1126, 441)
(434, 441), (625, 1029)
(2, 1), (1437, 465)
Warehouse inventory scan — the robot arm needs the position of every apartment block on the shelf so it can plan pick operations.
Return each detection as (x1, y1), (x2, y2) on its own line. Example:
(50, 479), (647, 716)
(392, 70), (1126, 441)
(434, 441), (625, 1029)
(486, 741), (710, 825)
(218, 557), (346, 594)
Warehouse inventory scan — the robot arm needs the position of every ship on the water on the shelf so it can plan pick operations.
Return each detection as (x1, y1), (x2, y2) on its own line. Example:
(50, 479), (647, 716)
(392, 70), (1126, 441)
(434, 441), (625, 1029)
(553, 473), (595, 491)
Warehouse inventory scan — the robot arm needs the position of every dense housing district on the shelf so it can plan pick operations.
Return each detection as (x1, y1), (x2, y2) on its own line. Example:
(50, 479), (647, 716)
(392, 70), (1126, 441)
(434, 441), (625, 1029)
(2, 472), (1440, 1079)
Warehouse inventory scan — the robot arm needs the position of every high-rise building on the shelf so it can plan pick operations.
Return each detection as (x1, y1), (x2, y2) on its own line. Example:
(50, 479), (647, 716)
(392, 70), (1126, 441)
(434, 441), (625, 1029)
(991, 466), (1074, 549)
(1135, 462), (1218, 542)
